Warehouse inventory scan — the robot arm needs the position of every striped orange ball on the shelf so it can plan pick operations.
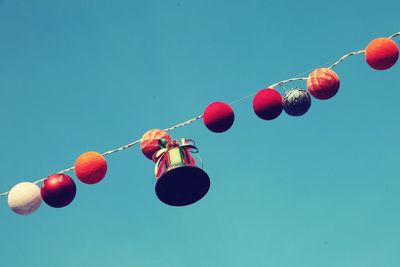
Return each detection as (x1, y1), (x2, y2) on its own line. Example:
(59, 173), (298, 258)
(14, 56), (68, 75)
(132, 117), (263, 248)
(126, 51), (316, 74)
(307, 68), (340, 100)
(140, 129), (172, 161)
(74, 151), (107, 184)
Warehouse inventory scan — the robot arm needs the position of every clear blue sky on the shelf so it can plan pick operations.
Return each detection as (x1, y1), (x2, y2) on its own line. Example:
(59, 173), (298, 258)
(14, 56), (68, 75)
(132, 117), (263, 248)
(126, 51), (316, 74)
(0, 1), (399, 266)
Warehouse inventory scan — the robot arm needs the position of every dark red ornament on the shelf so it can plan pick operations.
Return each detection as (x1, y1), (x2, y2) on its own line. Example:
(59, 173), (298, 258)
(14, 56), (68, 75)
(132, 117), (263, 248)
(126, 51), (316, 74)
(203, 101), (235, 133)
(41, 173), (77, 208)
(252, 88), (283, 120)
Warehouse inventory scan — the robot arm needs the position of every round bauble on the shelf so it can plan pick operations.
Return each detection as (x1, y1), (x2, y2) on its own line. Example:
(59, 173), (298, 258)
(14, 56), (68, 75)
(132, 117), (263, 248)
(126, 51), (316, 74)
(307, 68), (340, 100)
(41, 174), (77, 208)
(282, 88), (312, 117)
(140, 129), (172, 161)
(203, 101), (235, 133)
(8, 182), (42, 215)
(365, 37), (399, 70)
(75, 151), (107, 184)
(252, 88), (283, 120)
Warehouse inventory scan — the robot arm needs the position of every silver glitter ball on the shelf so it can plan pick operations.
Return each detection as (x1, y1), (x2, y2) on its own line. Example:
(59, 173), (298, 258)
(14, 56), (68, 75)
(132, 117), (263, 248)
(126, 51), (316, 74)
(282, 88), (312, 116)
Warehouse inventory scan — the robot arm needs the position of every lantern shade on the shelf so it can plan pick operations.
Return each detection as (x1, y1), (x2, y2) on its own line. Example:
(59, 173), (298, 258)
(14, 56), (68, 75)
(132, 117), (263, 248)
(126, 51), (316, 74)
(8, 182), (42, 215)
(252, 88), (283, 120)
(203, 101), (235, 133)
(307, 68), (340, 100)
(141, 129), (172, 161)
(41, 174), (76, 208)
(365, 38), (399, 70)
(282, 88), (311, 116)
(155, 166), (210, 206)
(74, 151), (107, 184)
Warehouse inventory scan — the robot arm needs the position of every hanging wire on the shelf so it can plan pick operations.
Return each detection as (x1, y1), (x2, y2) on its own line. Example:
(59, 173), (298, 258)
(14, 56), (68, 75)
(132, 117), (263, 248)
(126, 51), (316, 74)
(163, 115), (204, 132)
(328, 49), (365, 69)
(229, 92), (258, 105)
(102, 139), (142, 156)
(1, 31), (399, 197)
(389, 32), (400, 39)
(269, 77), (308, 88)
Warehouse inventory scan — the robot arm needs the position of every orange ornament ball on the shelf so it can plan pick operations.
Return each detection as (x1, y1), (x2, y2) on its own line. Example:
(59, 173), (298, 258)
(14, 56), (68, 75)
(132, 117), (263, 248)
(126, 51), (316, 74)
(307, 68), (340, 100)
(74, 151), (107, 184)
(365, 37), (399, 70)
(140, 129), (172, 161)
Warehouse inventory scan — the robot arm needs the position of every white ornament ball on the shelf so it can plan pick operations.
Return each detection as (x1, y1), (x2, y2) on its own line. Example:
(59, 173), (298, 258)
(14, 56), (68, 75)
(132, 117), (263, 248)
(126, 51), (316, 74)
(8, 182), (42, 215)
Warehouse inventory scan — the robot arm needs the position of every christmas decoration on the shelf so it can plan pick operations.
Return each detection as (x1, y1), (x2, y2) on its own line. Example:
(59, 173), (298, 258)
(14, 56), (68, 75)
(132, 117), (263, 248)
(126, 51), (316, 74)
(75, 151), (107, 184)
(8, 182), (42, 215)
(140, 129), (172, 161)
(282, 88), (312, 116)
(203, 101), (235, 133)
(365, 37), (399, 70)
(252, 88), (283, 120)
(307, 68), (340, 100)
(0, 31), (399, 214)
(41, 174), (76, 208)
(154, 138), (210, 206)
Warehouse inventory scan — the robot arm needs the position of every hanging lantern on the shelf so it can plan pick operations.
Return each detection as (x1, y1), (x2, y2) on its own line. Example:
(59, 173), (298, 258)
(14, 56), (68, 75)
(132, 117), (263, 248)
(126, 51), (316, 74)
(252, 88), (283, 120)
(140, 129), (172, 161)
(153, 138), (210, 206)
(365, 37), (399, 70)
(203, 101), (235, 133)
(8, 182), (42, 215)
(41, 173), (77, 208)
(307, 68), (340, 100)
(282, 88), (312, 116)
(74, 151), (107, 184)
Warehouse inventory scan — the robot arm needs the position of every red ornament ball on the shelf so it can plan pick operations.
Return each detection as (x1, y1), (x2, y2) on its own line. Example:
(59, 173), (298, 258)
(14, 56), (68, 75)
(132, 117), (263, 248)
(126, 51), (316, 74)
(140, 129), (172, 161)
(203, 101), (235, 133)
(252, 88), (283, 120)
(74, 151), (107, 184)
(41, 173), (77, 208)
(365, 37), (399, 70)
(307, 68), (340, 100)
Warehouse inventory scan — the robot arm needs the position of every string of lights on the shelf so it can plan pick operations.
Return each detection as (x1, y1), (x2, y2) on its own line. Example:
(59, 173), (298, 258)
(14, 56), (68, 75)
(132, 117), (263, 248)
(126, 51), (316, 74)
(1, 32), (399, 211)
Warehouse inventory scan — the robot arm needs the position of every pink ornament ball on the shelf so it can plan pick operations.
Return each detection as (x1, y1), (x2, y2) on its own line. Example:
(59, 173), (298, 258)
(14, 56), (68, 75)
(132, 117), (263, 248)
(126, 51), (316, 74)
(140, 129), (172, 161)
(203, 101), (235, 133)
(365, 37), (399, 70)
(252, 88), (283, 120)
(307, 68), (340, 100)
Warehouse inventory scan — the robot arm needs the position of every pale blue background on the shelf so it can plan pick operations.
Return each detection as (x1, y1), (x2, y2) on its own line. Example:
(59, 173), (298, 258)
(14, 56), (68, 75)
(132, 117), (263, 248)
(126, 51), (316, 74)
(0, 1), (399, 266)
